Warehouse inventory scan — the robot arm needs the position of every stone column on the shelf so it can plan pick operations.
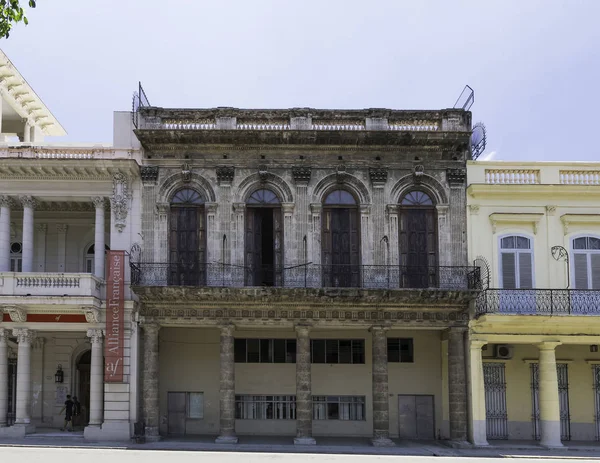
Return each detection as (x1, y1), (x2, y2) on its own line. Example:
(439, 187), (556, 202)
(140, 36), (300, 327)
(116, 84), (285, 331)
(92, 197), (105, 279)
(87, 329), (104, 426)
(142, 324), (161, 440)
(537, 342), (563, 448)
(13, 328), (35, 431)
(0, 328), (8, 427)
(468, 340), (488, 446)
(216, 323), (238, 443)
(294, 324), (315, 445)
(448, 327), (468, 442)
(19, 196), (36, 273)
(371, 325), (394, 446)
(23, 120), (31, 143)
(282, 203), (295, 268)
(0, 196), (12, 272)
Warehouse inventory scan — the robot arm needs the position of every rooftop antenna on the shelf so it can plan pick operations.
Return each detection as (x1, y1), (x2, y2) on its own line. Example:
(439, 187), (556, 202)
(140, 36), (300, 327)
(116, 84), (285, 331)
(453, 85), (474, 111)
(470, 122), (487, 160)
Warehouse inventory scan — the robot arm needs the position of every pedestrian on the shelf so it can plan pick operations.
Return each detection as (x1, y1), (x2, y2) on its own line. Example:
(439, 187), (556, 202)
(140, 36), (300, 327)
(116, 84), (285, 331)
(72, 396), (81, 429)
(58, 394), (74, 431)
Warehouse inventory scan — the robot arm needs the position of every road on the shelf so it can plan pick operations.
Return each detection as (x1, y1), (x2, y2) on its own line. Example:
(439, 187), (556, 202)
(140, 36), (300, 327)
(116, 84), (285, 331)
(1, 447), (599, 463)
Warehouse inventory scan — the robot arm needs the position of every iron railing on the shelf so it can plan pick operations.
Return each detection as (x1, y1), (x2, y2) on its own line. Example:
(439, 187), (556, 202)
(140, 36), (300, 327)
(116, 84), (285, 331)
(476, 289), (600, 315)
(130, 262), (481, 290)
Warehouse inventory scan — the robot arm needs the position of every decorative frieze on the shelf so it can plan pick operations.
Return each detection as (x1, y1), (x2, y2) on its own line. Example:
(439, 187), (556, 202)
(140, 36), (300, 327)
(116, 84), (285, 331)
(446, 168), (466, 185)
(140, 166), (159, 183)
(292, 166), (312, 184)
(369, 167), (388, 185)
(216, 166), (234, 185)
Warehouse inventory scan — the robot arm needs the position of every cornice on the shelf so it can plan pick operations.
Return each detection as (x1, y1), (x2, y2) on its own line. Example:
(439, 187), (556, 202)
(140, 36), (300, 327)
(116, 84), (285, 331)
(468, 183), (600, 199)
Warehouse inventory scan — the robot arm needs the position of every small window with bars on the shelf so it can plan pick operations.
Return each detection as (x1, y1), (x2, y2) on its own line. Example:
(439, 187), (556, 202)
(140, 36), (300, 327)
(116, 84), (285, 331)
(235, 395), (296, 420)
(312, 396), (365, 421)
(234, 339), (296, 363)
(387, 338), (414, 362)
(310, 339), (365, 364)
(499, 235), (533, 289)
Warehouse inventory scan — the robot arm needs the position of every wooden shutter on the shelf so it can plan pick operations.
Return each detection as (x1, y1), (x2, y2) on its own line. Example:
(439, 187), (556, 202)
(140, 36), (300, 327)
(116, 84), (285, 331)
(501, 252), (516, 289)
(349, 208), (360, 267)
(273, 208), (283, 286)
(592, 254), (600, 289)
(518, 252), (533, 289)
(574, 253), (589, 289)
(322, 209), (332, 266)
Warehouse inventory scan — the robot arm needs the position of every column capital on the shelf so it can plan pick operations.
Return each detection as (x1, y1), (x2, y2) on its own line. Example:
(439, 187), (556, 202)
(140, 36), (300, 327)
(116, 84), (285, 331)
(55, 223), (68, 234)
(0, 195), (14, 208)
(19, 195), (37, 210)
(369, 324), (391, 334)
(12, 328), (35, 345)
(142, 323), (161, 336)
(0, 327), (8, 344)
(470, 340), (488, 350)
(294, 323), (312, 336)
(156, 202), (169, 214)
(91, 196), (105, 208)
(537, 341), (562, 351)
(232, 202), (245, 213)
(310, 203), (322, 214)
(218, 322), (235, 337)
(87, 328), (104, 344)
(35, 223), (47, 233)
(281, 202), (295, 214)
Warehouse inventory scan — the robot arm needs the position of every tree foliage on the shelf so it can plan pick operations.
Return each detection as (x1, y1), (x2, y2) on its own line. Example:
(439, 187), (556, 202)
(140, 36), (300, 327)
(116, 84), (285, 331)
(0, 0), (36, 38)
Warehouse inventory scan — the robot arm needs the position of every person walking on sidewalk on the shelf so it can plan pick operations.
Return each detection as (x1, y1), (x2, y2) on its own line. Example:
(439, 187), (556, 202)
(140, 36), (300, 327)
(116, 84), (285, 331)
(59, 395), (75, 432)
(72, 396), (82, 430)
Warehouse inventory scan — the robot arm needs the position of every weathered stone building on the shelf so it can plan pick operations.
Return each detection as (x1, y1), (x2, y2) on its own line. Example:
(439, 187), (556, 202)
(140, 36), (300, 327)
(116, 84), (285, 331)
(129, 105), (480, 444)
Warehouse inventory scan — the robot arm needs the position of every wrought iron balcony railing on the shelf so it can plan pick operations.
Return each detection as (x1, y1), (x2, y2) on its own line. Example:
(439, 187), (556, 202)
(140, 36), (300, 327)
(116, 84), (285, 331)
(130, 262), (481, 290)
(476, 289), (600, 315)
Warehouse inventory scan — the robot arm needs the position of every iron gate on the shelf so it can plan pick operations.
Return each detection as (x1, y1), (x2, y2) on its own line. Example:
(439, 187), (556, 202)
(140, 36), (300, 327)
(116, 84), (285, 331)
(593, 365), (600, 440)
(531, 363), (570, 441)
(483, 363), (508, 439)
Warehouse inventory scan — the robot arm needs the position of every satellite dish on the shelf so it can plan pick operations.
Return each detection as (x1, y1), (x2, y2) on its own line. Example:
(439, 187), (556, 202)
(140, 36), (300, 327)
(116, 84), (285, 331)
(453, 85), (474, 111)
(471, 122), (487, 160)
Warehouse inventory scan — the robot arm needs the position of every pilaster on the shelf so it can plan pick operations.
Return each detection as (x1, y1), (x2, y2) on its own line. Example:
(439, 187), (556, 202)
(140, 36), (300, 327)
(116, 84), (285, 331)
(370, 325), (394, 446)
(0, 196), (12, 272)
(142, 324), (161, 441)
(216, 323), (238, 444)
(537, 342), (563, 448)
(56, 224), (68, 272)
(34, 223), (47, 271)
(13, 328), (35, 433)
(0, 328), (8, 427)
(468, 340), (488, 446)
(448, 327), (468, 443)
(294, 324), (315, 445)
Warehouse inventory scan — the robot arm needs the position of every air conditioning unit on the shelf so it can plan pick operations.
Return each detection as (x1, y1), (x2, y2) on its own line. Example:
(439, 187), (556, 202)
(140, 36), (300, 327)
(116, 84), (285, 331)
(495, 344), (513, 360)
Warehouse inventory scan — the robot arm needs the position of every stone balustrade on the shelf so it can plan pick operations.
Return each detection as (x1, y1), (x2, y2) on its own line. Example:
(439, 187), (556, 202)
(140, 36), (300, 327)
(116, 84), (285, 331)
(484, 169), (540, 185)
(0, 272), (103, 298)
(469, 162), (600, 186)
(0, 146), (137, 160)
(559, 170), (600, 185)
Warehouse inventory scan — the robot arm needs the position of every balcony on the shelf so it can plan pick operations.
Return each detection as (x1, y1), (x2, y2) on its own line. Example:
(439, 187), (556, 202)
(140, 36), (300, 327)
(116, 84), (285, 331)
(476, 289), (600, 316)
(130, 262), (481, 291)
(0, 272), (103, 298)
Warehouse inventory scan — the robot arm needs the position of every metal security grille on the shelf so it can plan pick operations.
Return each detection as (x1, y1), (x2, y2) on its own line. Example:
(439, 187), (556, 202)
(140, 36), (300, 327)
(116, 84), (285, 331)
(531, 363), (571, 441)
(483, 363), (508, 439)
(594, 366), (600, 440)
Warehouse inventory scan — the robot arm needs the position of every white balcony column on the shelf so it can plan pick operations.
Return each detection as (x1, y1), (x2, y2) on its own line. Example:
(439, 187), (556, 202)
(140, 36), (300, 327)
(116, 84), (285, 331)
(0, 196), (12, 272)
(86, 329), (104, 426)
(22, 119), (31, 143)
(13, 328), (35, 431)
(0, 328), (8, 427)
(19, 196), (36, 273)
(92, 197), (105, 279)
(537, 342), (563, 448)
(468, 340), (489, 446)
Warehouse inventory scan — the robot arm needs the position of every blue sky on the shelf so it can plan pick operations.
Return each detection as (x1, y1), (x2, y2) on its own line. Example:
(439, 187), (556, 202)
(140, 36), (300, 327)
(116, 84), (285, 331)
(3, 0), (599, 161)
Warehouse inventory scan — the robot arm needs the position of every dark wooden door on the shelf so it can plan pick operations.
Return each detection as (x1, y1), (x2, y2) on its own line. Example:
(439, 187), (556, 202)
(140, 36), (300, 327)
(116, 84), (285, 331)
(169, 206), (206, 285)
(245, 208), (282, 286)
(78, 367), (91, 426)
(399, 208), (437, 288)
(322, 208), (360, 287)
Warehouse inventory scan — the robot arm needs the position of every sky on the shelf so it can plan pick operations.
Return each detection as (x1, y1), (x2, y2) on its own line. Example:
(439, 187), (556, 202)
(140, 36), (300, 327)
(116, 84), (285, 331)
(3, 0), (600, 161)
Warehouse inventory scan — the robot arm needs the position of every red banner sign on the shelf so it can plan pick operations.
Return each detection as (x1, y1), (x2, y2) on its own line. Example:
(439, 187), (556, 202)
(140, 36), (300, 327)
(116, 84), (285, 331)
(105, 250), (125, 382)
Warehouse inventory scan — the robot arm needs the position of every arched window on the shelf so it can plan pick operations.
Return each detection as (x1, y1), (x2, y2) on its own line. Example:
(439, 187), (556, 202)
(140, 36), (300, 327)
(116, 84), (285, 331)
(10, 242), (22, 272)
(171, 188), (204, 205)
(247, 189), (280, 205)
(573, 236), (600, 289)
(499, 235), (533, 289)
(85, 244), (110, 274)
(245, 189), (282, 286)
(322, 189), (360, 288)
(169, 188), (206, 286)
(399, 190), (437, 288)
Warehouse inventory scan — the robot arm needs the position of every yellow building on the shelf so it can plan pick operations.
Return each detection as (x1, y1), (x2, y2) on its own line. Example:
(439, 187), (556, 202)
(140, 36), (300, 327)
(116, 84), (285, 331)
(467, 161), (600, 447)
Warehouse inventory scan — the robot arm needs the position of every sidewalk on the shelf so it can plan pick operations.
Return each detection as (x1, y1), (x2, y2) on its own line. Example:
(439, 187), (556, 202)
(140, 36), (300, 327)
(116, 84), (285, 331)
(2, 431), (600, 459)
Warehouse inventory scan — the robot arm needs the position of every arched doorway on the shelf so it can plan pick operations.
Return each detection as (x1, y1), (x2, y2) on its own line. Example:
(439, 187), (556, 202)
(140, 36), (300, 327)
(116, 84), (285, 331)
(245, 188), (283, 286)
(322, 189), (360, 287)
(398, 190), (437, 288)
(169, 188), (206, 285)
(76, 350), (91, 427)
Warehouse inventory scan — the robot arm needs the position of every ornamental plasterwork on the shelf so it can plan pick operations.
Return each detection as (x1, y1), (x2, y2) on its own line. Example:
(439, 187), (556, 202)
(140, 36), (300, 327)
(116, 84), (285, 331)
(3, 306), (27, 322)
(84, 307), (100, 324)
(139, 306), (469, 326)
(0, 195), (13, 208)
(12, 328), (35, 344)
(86, 329), (103, 344)
(110, 172), (131, 233)
(19, 195), (37, 210)
(292, 166), (311, 184)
